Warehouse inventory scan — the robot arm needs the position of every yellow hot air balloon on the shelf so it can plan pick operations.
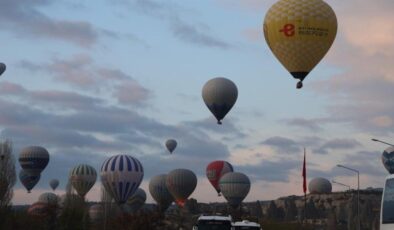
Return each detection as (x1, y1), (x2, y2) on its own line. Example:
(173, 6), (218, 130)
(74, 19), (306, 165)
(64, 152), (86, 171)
(263, 0), (337, 89)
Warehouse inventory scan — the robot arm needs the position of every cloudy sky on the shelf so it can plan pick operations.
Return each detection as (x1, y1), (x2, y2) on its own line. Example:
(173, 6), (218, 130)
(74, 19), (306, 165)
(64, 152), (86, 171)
(1, 0), (393, 205)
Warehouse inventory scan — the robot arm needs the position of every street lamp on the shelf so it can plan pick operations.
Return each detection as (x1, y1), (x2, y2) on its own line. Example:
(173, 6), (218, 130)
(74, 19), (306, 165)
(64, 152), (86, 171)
(332, 180), (351, 191)
(371, 138), (394, 147)
(336, 164), (360, 230)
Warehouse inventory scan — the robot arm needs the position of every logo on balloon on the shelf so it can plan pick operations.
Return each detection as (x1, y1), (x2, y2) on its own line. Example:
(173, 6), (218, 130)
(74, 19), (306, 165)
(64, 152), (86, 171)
(279, 24), (295, 37)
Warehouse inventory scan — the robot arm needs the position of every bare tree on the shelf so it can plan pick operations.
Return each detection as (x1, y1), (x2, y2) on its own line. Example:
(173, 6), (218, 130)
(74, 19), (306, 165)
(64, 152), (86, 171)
(0, 140), (16, 208)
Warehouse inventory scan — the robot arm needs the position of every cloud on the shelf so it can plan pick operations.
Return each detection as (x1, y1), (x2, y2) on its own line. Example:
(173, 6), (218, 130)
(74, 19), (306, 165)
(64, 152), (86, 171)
(261, 136), (301, 154)
(284, 118), (324, 132)
(19, 55), (152, 106)
(116, 0), (232, 49)
(313, 138), (362, 155)
(0, 0), (98, 47)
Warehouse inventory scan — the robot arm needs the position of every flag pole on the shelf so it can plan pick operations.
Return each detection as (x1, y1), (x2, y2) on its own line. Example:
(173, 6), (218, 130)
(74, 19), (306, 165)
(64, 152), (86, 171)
(303, 147), (307, 224)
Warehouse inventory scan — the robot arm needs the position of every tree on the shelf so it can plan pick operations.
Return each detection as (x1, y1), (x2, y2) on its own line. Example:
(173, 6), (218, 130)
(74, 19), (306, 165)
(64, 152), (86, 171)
(0, 140), (16, 208)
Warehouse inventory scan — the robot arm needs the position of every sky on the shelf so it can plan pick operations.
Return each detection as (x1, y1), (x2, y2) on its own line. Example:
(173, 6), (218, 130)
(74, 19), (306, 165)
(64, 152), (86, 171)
(1, 0), (393, 205)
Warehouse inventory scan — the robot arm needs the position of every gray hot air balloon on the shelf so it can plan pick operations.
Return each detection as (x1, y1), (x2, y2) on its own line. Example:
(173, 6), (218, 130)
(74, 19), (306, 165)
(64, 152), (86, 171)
(219, 172), (250, 208)
(202, 77), (238, 125)
(49, 179), (59, 191)
(166, 169), (197, 207)
(0, 63), (6, 76)
(125, 188), (146, 213)
(69, 164), (97, 198)
(149, 174), (174, 211)
(382, 146), (394, 174)
(165, 139), (177, 154)
(309, 177), (332, 194)
(38, 192), (59, 206)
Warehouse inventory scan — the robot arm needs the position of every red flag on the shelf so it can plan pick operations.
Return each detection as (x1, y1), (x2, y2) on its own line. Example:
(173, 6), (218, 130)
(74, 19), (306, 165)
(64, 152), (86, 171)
(302, 148), (307, 194)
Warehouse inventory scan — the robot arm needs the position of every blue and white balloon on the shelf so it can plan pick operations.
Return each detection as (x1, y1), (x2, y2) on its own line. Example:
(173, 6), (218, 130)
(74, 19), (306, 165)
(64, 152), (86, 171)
(100, 154), (144, 204)
(382, 146), (394, 174)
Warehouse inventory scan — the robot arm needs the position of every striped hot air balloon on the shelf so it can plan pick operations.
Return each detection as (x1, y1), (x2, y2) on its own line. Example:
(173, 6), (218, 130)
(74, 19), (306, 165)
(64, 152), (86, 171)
(219, 172), (251, 208)
(206, 160), (234, 196)
(100, 154), (144, 204)
(19, 170), (40, 193)
(382, 147), (394, 174)
(202, 77), (238, 125)
(70, 164), (97, 198)
(166, 169), (197, 207)
(19, 146), (49, 175)
(126, 188), (146, 213)
(149, 174), (174, 211)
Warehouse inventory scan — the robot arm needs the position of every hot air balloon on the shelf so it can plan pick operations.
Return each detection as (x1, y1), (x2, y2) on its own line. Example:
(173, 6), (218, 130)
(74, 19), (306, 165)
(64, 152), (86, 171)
(19, 170), (40, 193)
(70, 164), (97, 198)
(308, 177), (332, 194)
(100, 154), (144, 204)
(202, 77), (238, 125)
(219, 172), (251, 208)
(0, 63), (5, 76)
(166, 169), (197, 207)
(206, 161), (234, 196)
(89, 204), (104, 223)
(263, 0), (337, 89)
(38, 192), (59, 206)
(126, 188), (146, 212)
(165, 139), (177, 154)
(149, 174), (174, 211)
(19, 146), (49, 174)
(49, 179), (59, 191)
(28, 202), (49, 217)
(382, 146), (394, 174)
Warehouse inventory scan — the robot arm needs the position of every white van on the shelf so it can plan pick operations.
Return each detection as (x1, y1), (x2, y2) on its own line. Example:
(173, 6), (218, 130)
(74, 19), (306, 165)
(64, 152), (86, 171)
(381, 174), (394, 230)
(232, 220), (262, 230)
(193, 215), (234, 230)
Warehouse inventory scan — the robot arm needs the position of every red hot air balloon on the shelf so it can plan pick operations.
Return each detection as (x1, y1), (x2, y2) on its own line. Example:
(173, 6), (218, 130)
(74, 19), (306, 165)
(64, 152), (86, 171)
(206, 161), (233, 196)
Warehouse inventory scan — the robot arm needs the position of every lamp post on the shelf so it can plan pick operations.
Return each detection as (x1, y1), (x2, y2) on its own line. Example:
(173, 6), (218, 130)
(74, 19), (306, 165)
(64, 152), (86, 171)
(332, 180), (351, 191)
(337, 164), (360, 230)
(371, 138), (394, 147)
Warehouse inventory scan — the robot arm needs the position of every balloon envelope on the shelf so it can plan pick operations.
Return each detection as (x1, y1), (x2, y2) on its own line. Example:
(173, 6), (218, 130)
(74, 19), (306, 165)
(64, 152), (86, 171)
(70, 164), (97, 197)
(166, 169), (197, 207)
(149, 174), (174, 211)
(19, 146), (49, 174)
(28, 202), (49, 217)
(19, 170), (40, 193)
(263, 0), (337, 88)
(219, 172), (250, 208)
(165, 139), (177, 153)
(202, 77), (238, 124)
(126, 188), (146, 212)
(49, 179), (59, 191)
(0, 63), (5, 76)
(382, 146), (394, 174)
(206, 161), (233, 195)
(38, 192), (59, 206)
(100, 154), (144, 204)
